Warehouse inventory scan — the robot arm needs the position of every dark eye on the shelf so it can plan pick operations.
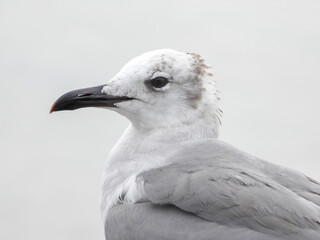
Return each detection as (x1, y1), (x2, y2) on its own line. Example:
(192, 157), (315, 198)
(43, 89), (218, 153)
(149, 77), (169, 88)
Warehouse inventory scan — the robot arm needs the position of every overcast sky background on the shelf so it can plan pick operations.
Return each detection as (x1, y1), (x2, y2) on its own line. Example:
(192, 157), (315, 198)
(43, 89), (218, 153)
(1, 0), (319, 239)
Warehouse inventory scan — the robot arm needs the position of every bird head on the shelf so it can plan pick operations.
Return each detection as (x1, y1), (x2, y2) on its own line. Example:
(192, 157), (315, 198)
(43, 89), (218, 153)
(51, 49), (221, 131)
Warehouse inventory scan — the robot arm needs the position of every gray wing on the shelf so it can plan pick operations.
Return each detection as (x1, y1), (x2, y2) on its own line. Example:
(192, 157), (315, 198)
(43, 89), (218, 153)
(105, 203), (286, 240)
(135, 140), (320, 239)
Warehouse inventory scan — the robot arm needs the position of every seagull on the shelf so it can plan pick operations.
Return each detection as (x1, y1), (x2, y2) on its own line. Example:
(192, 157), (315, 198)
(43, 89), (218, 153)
(51, 49), (320, 240)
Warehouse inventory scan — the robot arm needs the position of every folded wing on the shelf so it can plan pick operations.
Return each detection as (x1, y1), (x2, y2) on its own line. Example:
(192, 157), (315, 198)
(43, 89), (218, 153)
(136, 140), (320, 239)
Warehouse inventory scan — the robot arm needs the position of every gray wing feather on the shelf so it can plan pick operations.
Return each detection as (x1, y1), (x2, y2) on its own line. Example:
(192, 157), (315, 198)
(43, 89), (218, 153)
(136, 140), (320, 239)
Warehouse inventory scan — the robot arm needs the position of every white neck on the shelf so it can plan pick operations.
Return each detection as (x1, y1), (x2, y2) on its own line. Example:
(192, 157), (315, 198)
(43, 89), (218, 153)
(134, 117), (219, 144)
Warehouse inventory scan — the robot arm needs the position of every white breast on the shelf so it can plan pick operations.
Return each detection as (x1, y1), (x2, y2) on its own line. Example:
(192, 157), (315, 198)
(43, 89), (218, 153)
(100, 125), (175, 221)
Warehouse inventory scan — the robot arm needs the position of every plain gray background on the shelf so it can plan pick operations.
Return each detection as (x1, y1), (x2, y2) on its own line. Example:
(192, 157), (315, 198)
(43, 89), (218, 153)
(1, 0), (319, 239)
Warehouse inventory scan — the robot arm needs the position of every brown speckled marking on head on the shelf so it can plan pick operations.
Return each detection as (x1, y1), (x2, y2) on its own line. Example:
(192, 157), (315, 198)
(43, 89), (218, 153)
(188, 88), (202, 109)
(186, 53), (213, 109)
(188, 53), (210, 76)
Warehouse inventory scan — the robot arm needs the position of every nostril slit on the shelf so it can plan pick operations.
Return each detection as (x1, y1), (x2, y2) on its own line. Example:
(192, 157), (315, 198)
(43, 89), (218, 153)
(77, 93), (92, 97)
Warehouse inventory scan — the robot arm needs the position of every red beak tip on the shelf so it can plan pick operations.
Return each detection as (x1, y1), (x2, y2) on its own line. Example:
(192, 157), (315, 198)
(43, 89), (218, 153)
(50, 103), (56, 114)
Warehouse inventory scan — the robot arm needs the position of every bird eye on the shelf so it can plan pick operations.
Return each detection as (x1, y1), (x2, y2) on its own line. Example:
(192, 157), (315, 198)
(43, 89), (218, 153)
(149, 77), (169, 89)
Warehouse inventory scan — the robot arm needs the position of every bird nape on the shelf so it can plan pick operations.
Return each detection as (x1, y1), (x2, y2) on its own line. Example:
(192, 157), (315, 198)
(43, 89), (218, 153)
(51, 49), (320, 240)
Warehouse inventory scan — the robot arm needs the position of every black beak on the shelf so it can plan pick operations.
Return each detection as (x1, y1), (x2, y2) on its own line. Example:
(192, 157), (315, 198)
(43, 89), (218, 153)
(50, 85), (134, 113)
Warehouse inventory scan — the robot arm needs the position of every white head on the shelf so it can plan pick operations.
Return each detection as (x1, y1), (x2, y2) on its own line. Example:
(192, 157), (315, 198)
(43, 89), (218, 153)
(51, 49), (221, 136)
